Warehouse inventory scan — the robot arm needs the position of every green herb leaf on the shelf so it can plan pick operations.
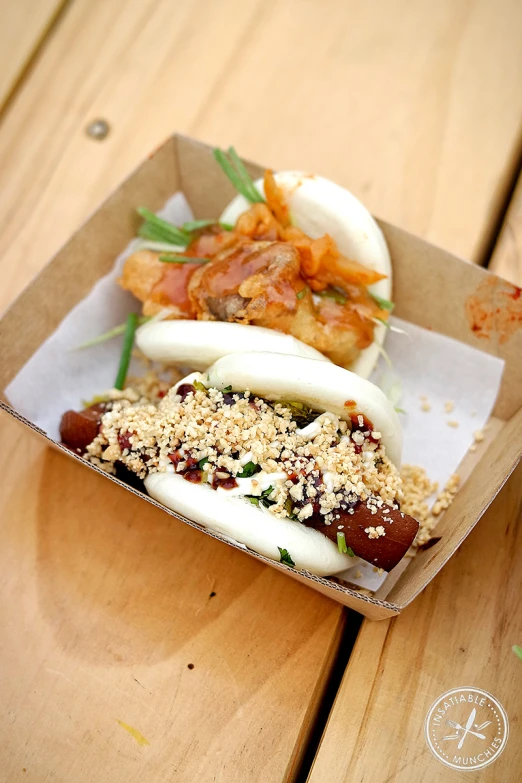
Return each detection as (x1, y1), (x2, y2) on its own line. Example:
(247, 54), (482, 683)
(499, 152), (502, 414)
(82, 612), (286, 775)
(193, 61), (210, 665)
(261, 486), (274, 498)
(370, 293), (395, 312)
(237, 461), (259, 478)
(276, 400), (318, 428)
(395, 407), (407, 415)
(137, 207), (191, 246)
(337, 532), (348, 554)
(246, 496), (260, 506)
(193, 380), (208, 394)
(513, 644), (522, 661)
(317, 287), (347, 305)
(75, 316), (151, 350)
(198, 457), (209, 469)
(222, 385), (232, 392)
(296, 287), (308, 300)
(158, 254), (210, 264)
(114, 313), (138, 390)
(277, 547), (295, 567)
(213, 147), (265, 204)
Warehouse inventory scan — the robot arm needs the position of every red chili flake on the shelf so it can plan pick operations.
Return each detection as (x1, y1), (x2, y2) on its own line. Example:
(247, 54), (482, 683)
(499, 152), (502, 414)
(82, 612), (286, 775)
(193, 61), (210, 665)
(157, 390), (166, 398)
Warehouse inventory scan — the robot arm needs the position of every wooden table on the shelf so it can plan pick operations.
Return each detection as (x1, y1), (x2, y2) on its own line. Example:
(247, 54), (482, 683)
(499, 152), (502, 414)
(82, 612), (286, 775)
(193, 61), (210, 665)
(0, 2), (521, 781)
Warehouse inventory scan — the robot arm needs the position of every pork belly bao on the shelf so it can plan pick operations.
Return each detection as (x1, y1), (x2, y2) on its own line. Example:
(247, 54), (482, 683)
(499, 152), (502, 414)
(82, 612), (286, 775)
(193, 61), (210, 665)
(61, 353), (418, 577)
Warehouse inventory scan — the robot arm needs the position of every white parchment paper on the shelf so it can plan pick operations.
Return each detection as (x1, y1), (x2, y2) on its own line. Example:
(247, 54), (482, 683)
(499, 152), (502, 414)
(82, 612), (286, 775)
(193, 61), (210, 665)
(5, 193), (505, 590)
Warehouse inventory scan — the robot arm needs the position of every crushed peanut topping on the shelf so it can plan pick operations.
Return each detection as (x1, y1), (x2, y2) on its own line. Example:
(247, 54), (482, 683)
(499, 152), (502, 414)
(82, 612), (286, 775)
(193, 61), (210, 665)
(447, 419), (459, 428)
(365, 525), (386, 539)
(401, 465), (460, 547)
(473, 429), (485, 443)
(444, 400), (455, 413)
(86, 383), (402, 522)
(421, 401), (431, 412)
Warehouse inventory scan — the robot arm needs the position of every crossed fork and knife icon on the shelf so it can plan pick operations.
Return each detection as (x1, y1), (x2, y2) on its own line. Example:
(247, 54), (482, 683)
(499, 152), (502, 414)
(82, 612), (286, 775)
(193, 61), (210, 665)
(443, 708), (492, 750)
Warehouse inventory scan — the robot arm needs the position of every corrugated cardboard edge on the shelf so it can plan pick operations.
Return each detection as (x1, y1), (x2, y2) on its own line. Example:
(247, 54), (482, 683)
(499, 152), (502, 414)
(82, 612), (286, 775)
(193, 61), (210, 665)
(1, 132), (521, 620)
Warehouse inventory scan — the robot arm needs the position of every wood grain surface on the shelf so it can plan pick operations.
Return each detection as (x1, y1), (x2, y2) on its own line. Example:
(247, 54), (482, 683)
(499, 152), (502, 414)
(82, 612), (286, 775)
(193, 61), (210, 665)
(0, 0), (522, 781)
(489, 171), (522, 285)
(0, 0), (66, 110)
(2, 0), (522, 315)
(309, 463), (522, 783)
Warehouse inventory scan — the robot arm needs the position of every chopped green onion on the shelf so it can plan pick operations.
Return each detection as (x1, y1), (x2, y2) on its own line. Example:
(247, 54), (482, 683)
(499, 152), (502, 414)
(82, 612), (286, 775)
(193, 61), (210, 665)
(158, 255), (210, 264)
(75, 316), (151, 350)
(134, 239), (187, 254)
(277, 547), (295, 567)
(198, 457), (209, 469)
(337, 533), (356, 557)
(114, 313), (138, 390)
(193, 380), (208, 393)
(182, 219), (218, 232)
(513, 644), (522, 661)
(213, 147), (265, 204)
(318, 287), (347, 305)
(337, 532), (348, 554)
(137, 207), (191, 245)
(395, 407), (407, 415)
(246, 496), (260, 506)
(261, 486), (274, 498)
(296, 287), (308, 300)
(181, 219), (235, 232)
(222, 385), (232, 392)
(237, 461), (259, 478)
(370, 293), (395, 312)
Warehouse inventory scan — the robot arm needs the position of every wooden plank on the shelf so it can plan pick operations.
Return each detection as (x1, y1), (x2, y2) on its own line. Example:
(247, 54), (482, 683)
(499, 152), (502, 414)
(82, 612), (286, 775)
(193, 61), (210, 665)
(0, 0), (67, 111)
(0, 0), (521, 781)
(0, 414), (346, 782)
(2, 0), (522, 315)
(489, 170), (522, 285)
(308, 465), (522, 783)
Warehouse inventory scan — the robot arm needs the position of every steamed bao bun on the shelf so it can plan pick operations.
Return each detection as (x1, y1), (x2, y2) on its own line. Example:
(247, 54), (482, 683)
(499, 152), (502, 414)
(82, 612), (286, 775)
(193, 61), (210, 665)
(220, 171), (392, 379)
(144, 352), (402, 577)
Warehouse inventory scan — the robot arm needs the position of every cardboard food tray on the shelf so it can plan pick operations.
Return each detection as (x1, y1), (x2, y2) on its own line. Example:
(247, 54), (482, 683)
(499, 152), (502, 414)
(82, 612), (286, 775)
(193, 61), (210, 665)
(1, 134), (521, 621)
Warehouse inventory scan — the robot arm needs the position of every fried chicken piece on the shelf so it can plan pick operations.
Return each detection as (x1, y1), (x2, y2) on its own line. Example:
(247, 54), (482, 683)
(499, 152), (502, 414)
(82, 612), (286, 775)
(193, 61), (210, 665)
(188, 240), (372, 367)
(119, 250), (199, 318)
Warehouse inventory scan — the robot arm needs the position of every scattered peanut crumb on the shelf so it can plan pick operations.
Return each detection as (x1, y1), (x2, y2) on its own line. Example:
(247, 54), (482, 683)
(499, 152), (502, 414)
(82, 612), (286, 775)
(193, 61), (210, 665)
(354, 570), (363, 579)
(469, 444), (477, 452)
(421, 401), (431, 412)
(447, 420), (459, 428)
(444, 400), (454, 413)
(401, 466), (460, 547)
(473, 429), (485, 442)
(365, 525), (386, 539)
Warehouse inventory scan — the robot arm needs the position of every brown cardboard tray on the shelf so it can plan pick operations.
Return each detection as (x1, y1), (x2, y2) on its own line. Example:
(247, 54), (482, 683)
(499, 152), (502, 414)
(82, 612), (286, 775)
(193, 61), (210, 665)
(1, 134), (521, 620)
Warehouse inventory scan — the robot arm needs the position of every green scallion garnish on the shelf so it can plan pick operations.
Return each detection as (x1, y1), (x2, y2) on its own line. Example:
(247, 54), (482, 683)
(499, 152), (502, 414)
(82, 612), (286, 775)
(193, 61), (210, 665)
(213, 147), (265, 204)
(222, 385), (232, 392)
(277, 548), (295, 567)
(181, 219), (235, 232)
(198, 457), (209, 469)
(296, 287), (308, 300)
(370, 293), (395, 312)
(75, 316), (151, 350)
(337, 531), (348, 554)
(193, 380), (208, 393)
(114, 313), (138, 390)
(137, 207), (191, 246)
(237, 461), (259, 478)
(318, 287), (347, 305)
(513, 644), (522, 661)
(158, 255), (210, 264)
